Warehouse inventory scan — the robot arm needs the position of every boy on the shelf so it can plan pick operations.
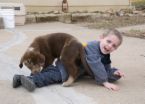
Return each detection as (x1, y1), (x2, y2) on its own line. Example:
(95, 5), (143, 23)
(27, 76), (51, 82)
(13, 28), (124, 92)
(85, 28), (124, 91)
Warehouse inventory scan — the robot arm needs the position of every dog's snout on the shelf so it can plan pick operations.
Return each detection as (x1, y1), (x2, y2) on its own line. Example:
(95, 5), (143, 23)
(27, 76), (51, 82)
(19, 63), (23, 68)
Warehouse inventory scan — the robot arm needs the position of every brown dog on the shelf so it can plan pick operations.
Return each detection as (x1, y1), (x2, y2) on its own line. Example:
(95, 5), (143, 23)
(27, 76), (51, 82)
(19, 33), (90, 86)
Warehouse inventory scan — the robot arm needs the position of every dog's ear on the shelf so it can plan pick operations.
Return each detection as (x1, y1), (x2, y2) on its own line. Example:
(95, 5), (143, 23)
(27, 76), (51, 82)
(39, 54), (45, 66)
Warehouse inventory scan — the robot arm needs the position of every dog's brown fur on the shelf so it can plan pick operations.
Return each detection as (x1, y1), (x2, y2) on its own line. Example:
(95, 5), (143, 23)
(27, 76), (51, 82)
(19, 33), (90, 86)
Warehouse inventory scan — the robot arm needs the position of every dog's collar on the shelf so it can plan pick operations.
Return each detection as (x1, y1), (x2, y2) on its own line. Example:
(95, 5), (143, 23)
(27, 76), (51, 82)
(82, 42), (87, 47)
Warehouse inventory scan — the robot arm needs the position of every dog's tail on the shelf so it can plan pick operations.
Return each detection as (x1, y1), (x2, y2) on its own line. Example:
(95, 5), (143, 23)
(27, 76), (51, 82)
(79, 42), (92, 76)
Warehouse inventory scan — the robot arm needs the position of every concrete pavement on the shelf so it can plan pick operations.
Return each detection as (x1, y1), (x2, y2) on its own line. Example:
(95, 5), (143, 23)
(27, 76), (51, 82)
(0, 22), (145, 104)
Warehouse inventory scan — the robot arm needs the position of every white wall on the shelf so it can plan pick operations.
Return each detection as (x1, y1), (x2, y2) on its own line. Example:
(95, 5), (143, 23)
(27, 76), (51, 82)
(0, 0), (130, 12)
(24, 0), (129, 6)
(0, 0), (129, 6)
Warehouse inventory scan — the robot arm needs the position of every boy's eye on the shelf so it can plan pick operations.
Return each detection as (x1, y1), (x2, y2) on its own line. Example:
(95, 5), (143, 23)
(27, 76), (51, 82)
(106, 40), (111, 44)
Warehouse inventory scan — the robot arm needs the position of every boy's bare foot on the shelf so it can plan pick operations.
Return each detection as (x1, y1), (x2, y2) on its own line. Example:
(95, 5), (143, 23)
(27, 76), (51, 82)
(103, 82), (120, 91)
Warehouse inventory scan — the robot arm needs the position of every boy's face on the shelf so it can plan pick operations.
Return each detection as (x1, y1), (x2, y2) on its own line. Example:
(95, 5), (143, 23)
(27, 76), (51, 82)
(100, 34), (121, 54)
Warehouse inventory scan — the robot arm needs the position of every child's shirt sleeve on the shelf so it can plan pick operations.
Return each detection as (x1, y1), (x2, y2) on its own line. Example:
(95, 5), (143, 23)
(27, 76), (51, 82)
(86, 54), (108, 84)
(105, 64), (121, 82)
(85, 41), (108, 84)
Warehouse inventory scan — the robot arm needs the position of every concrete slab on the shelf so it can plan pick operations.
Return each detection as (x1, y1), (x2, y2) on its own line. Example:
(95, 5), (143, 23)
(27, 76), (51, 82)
(0, 22), (145, 104)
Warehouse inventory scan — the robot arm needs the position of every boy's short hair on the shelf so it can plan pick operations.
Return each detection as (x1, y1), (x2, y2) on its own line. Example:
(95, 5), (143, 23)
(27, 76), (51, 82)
(103, 28), (123, 45)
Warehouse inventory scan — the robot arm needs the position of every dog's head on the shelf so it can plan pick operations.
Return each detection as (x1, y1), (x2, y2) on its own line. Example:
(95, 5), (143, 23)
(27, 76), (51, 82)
(19, 50), (45, 74)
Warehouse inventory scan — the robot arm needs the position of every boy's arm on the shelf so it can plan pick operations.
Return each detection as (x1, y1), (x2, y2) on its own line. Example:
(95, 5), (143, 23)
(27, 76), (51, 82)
(114, 69), (125, 77)
(86, 54), (108, 84)
(86, 55), (120, 91)
(105, 64), (125, 77)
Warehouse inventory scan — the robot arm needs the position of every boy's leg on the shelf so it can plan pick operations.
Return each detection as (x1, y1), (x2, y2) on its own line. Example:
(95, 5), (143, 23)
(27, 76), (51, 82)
(13, 65), (62, 91)
(13, 74), (23, 88)
(30, 65), (62, 88)
(13, 74), (36, 92)
(20, 76), (36, 92)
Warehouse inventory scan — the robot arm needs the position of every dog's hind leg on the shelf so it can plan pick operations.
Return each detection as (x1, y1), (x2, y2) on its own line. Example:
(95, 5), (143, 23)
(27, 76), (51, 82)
(62, 75), (74, 87)
(60, 39), (80, 86)
(61, 60), (78, 87)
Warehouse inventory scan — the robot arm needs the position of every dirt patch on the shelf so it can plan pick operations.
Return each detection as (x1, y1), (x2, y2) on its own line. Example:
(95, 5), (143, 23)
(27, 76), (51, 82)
(76, 16), (145, 39)
(85, 16), (145, 29)
(122, 29), (145, 39)
(26, 9), (145, 39)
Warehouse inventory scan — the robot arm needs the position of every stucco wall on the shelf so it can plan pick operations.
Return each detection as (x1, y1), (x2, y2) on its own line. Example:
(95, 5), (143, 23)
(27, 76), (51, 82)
(1, 0), (129, 6)
(0, 0), (130, 12)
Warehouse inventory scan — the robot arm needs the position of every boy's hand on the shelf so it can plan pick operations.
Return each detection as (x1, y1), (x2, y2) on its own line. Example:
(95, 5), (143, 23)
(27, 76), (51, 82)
(103, 82), (120, 91)
(114, 69), (125, 77)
